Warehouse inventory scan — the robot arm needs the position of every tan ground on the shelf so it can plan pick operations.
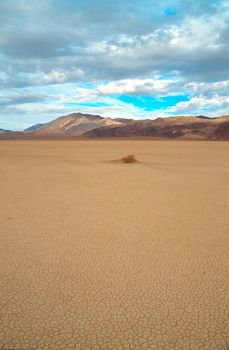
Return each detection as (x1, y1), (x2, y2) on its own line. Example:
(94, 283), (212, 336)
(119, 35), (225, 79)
(0, 140), (229, 350)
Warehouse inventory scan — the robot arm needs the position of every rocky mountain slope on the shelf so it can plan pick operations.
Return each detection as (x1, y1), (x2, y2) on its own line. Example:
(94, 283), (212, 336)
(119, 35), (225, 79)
(0, 114), (229, 140)
(84, 115), (229, 140)
(29, 113), (123, 136)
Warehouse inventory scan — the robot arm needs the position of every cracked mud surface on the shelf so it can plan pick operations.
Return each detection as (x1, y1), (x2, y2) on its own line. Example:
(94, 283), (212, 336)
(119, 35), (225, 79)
(0, 140), (229, 350)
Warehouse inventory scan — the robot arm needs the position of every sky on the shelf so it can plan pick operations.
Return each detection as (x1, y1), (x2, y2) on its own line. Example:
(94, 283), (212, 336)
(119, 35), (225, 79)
(0, 0), (229, 130)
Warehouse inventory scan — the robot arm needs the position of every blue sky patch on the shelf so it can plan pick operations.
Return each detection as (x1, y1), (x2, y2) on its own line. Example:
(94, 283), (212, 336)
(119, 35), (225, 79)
(164, 7), (177, 16)
(118, 94), (190, 111)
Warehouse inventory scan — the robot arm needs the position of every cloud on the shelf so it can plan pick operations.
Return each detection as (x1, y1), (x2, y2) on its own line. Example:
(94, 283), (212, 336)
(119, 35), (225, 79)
(166, 95), (229, 116)
(97, 78), (180, 96)
(0, 0), (228, 129)
(0, 0), (228, 87)
(73, 78), (229, 102)
(0, 90), (50, 107)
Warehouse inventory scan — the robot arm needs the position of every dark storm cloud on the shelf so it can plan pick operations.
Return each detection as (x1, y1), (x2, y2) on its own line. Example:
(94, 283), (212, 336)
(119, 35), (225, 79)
(0, 0), (228, 87)
(0, 90), (50, 108)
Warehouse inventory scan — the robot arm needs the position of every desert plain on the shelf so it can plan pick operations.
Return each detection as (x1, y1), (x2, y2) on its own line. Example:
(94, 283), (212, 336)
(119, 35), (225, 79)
(0, 140), (229, 350)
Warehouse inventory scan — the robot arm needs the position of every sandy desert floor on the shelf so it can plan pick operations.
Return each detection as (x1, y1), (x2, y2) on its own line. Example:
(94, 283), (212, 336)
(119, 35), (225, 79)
(0, 140), (229, 350)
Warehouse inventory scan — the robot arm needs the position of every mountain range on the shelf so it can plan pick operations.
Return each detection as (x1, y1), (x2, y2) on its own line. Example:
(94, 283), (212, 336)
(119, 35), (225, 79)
(1, 112), (229, 140)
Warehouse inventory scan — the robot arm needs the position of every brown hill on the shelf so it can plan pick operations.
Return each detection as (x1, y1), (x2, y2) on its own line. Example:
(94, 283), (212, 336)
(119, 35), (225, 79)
(84, 115), (229, 140)
(31, 112), (123, 136)
(1, 114), (229, 140)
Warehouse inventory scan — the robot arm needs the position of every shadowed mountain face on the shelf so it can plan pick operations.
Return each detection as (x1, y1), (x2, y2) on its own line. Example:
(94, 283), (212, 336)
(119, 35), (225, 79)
(24, 123), (45, 132)
(84, 115), (229, 140)
(1, 114), (229, 140)
(0, 128), (12, 133)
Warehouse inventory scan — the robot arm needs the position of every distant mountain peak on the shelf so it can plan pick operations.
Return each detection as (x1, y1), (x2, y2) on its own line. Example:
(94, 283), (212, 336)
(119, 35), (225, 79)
(65, 112), (103, 119)
(0, 128), (12, 133)
(84, 115), (229, 140)
(1, 114), (229, 140)
(24, 123), (45, 132)
(28, 112), (122, 136)
(196, 115), (210, 119)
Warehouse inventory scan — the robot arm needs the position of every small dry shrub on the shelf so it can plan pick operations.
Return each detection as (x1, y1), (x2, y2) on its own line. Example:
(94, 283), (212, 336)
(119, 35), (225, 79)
(121, 154), (137, 163)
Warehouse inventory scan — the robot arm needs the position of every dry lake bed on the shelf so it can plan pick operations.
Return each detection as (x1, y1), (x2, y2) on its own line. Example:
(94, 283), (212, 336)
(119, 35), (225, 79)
(0, 140), (229, 350)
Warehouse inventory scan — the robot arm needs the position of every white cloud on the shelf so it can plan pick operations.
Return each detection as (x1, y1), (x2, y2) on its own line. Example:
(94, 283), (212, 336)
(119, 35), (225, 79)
(97, 78), (179, 96)
(167, 95), (229, 116)
(185, 80), (229, 97)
